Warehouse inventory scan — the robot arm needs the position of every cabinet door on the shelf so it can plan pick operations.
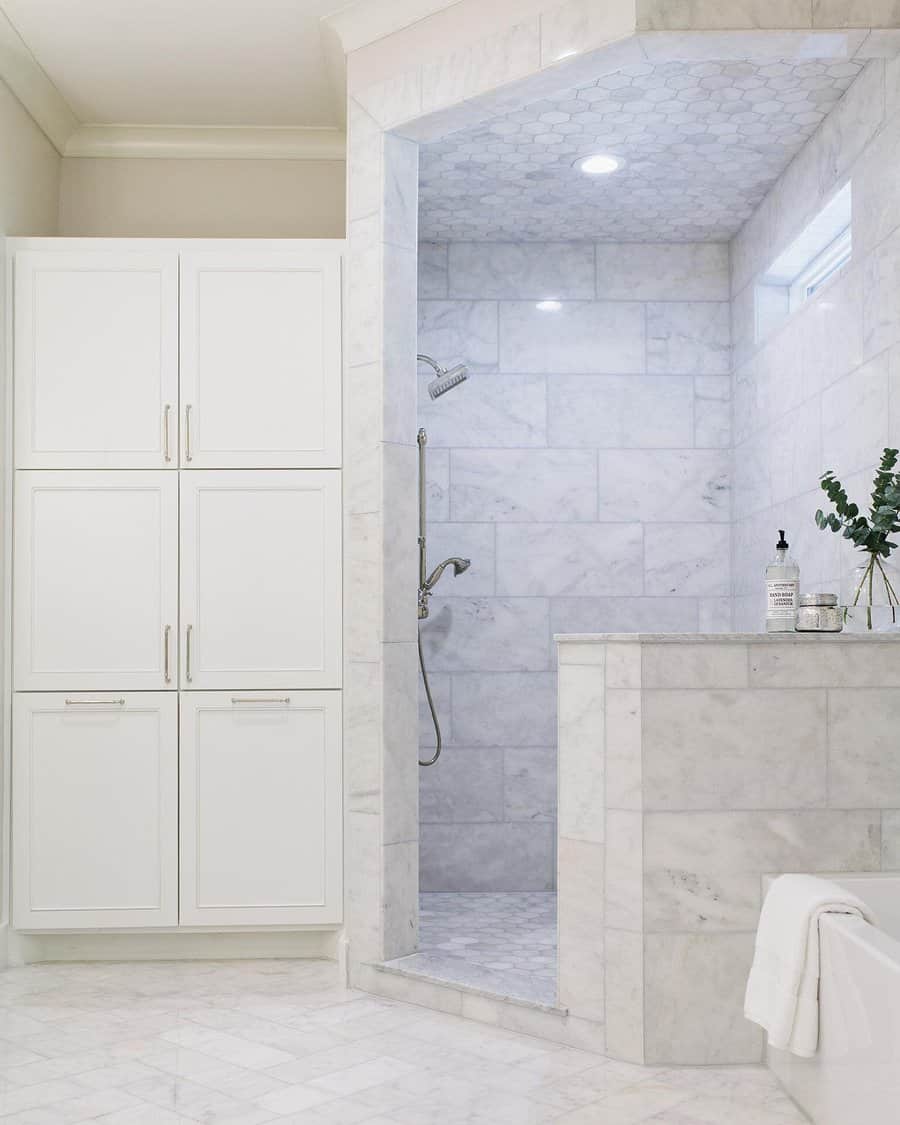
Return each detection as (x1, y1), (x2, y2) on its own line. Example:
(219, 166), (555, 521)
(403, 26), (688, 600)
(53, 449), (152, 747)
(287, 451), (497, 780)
(14, 250), (178, 469)
(180, 249), (341, 469)
(14, 471), (178, 691)
(179, 691), (342, 926)
(13, 693), (178, 930)
(180, 470), (341, 689)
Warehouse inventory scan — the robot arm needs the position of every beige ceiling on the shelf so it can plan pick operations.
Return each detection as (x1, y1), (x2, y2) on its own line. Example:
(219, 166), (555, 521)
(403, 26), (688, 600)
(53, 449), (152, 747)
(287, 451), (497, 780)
(1, 0), (342, 127)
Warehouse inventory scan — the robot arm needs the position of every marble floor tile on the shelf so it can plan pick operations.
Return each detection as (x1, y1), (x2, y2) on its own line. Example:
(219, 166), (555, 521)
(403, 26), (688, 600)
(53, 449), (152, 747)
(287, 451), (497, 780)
(0, 958), (807, 1124)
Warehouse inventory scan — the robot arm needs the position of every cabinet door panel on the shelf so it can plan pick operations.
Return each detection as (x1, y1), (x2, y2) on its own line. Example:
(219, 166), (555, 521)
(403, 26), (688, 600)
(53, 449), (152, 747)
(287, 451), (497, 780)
(180, 470), (341, 689)
(14, 471), (178, 691)
(13, 693), (178, 930)
(14, 251), (178, 469)
(179, 691), (342, 926)
(180, 250), (341, 468)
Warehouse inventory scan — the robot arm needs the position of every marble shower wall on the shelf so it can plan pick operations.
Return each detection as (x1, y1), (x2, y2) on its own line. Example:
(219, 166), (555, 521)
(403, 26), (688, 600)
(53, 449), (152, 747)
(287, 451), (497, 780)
(416, 240), (732, 891)
(731, 56), (900, 628)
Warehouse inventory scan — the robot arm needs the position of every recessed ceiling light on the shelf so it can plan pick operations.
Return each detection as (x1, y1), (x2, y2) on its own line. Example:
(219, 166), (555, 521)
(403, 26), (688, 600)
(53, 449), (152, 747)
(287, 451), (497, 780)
(577, 153), (622, 176)
(536, 300), (562, 311)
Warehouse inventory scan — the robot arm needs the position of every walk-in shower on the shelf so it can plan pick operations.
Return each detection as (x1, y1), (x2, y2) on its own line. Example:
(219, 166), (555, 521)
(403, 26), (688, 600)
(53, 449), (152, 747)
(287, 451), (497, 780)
(416, 355), (469, 766)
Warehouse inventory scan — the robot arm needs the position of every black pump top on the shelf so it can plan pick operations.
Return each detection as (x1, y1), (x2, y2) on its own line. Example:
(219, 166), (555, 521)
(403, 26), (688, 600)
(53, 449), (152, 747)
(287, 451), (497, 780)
(776, 530), (789, 550)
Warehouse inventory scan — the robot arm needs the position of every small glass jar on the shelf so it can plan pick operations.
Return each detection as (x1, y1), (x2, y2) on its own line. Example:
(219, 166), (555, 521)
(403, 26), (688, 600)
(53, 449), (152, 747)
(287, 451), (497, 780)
(795, 593), (843, 633)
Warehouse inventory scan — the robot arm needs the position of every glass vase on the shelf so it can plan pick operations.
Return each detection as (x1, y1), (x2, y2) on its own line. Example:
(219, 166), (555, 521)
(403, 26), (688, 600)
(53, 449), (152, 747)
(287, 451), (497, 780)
(842, 553), (900, 632)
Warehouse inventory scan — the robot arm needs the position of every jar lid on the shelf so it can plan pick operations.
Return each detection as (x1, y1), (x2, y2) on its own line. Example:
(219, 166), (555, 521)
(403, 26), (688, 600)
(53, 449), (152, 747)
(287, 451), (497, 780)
(799, 592), (838, 607)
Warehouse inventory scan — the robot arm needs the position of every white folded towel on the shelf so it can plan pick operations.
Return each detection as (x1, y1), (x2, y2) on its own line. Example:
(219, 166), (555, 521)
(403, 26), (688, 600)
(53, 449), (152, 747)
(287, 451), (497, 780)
(744, 873), (875, 1058)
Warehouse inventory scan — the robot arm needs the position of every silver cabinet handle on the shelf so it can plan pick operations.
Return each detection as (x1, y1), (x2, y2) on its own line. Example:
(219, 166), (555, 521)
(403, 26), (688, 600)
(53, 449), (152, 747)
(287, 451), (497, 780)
(186, 624), (193, 682)
(164, 625), (171, 683)
(65, 698), (125, 706)
(163, 404), (172, 462)
(184, 404), (193, 462)
(231, 697), (291, 705)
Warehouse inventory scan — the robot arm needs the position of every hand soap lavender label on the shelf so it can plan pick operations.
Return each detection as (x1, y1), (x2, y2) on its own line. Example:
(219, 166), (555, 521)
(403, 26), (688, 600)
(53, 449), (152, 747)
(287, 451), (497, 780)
(766, 579), (798, 620)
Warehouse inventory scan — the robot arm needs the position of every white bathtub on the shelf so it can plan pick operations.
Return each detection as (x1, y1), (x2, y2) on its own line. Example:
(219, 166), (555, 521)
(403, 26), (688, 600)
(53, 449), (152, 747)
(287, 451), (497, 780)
(767, 875), (900, 1125)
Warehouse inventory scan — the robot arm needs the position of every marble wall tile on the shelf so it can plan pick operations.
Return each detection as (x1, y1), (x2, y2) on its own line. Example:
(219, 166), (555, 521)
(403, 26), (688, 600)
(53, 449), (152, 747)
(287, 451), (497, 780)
(749, 641), (900, 688)
(420, 20), (541, 116)
(604, 928), (644, 1063)
(647, 302), (731, 376)
(828, 688), (900, 806)
(383, 243), (418, 445)
(558, 662), (606, 842)
(347, 100), (384, 223)
(419, 746), (504, 823)
(451, 449), (597, 523)
(383, 133), (419, 251)
(347, 215), (382, 369)
(382, 442), (419, 644)
(694, 375), (732, 449)
(451, 671), (557, 747)
(606, 643), (642, 689)
(383, 641), (419, 846)
(606, 811), (643, 931)
(853, 113), (900, 256)
(418, 300), (499, 372)
(557, 837), (605, 1023)
(596, 243), (729, 301)
(345, 660), (382, 815)
(541, 0), (638, 68)
(603, 692), (641, 817)
(419, 670), (450, 749)
(643, 933), (762, 1064)
(644, 523), (732, 597)
(882, 809), (900, 868)
(423, 446), (450, 522)
(641, 642), (747, 688)
(597, 450), (731, 523)
(548, 375), (694, 449)
(863, 228), (900, 361)
(355, 67), (422, 132)
(448, 242), (595, 299)
(418, 242), (448, 298)
(551, 596), (699, 634)
(642, 689), (828, 810)
(498, 300), (645, 374)
(800, 267), (865, 395)
(419, 372), (547, 448)
(813, 0), (900, 26)
(698, 597), (734, 632)
(420, 822), (556, 891)
(422, 524), (496, 597)
(345, 810), (383, 963)
(496, 523), (645, 596)
(346, 513), (383, 664)
(642, 809), (881, 932)
(419, 596), (551, 672)
(383, 839), (419, 959)
(638, 0), (812, 30)
(344, 363), (382, 517)
(503, 748), (557, 821)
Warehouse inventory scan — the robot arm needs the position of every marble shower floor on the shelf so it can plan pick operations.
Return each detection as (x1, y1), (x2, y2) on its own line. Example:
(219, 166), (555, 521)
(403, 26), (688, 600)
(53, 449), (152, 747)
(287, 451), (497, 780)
(0, 957), (808, 1124)
(383, 892), (558, 1007)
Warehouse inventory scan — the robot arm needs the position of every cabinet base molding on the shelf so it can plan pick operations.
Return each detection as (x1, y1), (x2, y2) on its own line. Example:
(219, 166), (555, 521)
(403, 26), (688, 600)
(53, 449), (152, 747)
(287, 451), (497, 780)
(3, 925), (342, 966)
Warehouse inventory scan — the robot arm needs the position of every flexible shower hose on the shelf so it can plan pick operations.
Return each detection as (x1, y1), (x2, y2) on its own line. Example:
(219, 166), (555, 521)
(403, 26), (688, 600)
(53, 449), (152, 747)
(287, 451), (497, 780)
(418, 627), (442, 767)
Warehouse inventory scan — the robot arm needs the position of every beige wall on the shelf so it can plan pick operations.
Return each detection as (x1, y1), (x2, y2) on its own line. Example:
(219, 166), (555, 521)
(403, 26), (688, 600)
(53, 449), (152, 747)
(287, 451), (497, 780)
(59, 157), (346, 238)
(0, 80), (60, 235)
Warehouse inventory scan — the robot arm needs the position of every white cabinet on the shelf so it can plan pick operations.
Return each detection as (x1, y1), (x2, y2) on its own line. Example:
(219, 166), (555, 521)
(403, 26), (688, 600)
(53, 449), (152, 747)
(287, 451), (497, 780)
(14, 251), (178, 469)
(179, 470), (341, 690)
(12, 693), (178, 930)
(180, 250), (341, 468)
(14, 471), (178, 691)
(179, 692), (342, 926)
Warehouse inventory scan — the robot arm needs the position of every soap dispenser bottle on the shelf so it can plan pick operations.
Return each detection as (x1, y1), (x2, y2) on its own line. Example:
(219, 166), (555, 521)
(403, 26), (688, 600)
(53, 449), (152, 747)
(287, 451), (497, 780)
(766, 530), (800, 632)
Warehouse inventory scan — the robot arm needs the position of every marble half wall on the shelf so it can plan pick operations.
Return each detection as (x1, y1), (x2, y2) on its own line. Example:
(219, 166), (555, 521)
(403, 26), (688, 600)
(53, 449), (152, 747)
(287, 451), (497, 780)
(558, 633), (900, 1065)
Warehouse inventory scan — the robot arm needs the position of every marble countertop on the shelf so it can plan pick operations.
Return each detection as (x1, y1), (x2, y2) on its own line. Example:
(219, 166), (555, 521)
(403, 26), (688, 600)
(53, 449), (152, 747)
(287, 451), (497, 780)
(555, 631), (900, 644)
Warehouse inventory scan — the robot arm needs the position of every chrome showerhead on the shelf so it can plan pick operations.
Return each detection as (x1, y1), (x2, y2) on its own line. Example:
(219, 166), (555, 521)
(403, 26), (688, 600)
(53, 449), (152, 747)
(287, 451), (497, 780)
(428, 362), (468, 399)
(418, 354), (469, 399)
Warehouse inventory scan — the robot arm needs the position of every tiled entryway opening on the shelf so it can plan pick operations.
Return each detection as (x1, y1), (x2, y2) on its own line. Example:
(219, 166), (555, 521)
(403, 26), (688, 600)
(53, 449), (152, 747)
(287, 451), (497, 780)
(384, 892), (557, 1007)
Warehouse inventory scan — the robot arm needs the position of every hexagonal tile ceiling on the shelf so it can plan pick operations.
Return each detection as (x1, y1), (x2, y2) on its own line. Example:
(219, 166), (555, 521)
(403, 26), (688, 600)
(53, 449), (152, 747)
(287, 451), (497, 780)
(418, 58), (865, 242)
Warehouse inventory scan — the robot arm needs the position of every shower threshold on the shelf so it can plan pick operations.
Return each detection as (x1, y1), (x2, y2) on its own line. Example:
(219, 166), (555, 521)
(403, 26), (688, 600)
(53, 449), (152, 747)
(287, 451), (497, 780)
(381, 892), (558, 1008)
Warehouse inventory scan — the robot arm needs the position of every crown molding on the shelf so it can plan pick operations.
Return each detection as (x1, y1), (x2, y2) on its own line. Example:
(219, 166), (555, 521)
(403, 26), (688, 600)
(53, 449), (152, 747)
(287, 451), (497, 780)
(322, 0), (459, 53)
(0, 3), (78, 152)
(64, 124), (347, 160)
